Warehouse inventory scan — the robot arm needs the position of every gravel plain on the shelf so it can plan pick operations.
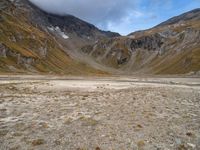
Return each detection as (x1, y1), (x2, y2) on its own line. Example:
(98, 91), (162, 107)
(0, 76), (200, 150)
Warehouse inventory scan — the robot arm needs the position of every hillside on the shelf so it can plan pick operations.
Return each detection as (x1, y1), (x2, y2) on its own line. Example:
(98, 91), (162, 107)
(0, 0), (200, 75)
(0, 0), (116, 75)
(19, 0), (119, 50)
(80, 9), (200, 75)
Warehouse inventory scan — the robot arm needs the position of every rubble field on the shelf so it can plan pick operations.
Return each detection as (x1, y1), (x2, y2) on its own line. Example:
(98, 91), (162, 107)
(0, 76), (200, 150)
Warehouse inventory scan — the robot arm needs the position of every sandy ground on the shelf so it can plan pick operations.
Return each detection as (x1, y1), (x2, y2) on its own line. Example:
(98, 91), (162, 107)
(0, 76), (200, 150)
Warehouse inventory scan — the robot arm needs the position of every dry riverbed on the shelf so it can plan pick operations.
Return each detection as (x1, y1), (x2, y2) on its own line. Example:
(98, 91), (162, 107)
(0, 76), (200, 150)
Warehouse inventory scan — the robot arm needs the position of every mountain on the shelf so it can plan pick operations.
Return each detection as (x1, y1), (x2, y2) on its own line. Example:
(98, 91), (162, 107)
(80, 9), (200, 75)
(156, 8), (200, 27)
(0, 0), (199, 75)
(20, 0), (119, 47)
(0, 0), (119, 74)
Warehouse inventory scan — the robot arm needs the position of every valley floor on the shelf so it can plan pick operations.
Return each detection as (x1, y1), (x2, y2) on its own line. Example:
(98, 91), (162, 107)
(0, 76), (200, 150)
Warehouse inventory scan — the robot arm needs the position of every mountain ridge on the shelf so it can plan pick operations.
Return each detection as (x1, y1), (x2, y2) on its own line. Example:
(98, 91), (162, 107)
(156, 8), (200, 27)
(0, 0), (200, 75)
(26, 0), (120, 39)
(0, 0), (108, 75)
(80, 8), (200, 75)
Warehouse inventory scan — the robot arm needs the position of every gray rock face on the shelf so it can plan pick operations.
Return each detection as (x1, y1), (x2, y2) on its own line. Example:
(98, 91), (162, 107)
(180, 28), (200, 44)
(44, 13), (120, 39)
(8, 50), (35, 66)
(128, 28), (200, 54)
(80, 9), (200, 74)
(0, 43), (7, 58)
(38, 47), (47, 58)
(0, 43), (36, 66)
(17, 55), (35, 66)
(130, 33), (164, 51)
(13, 0), (120, 41)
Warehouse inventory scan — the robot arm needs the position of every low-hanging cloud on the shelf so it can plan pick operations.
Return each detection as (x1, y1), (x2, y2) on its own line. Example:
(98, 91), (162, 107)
(29, 0), (137, 32)
(29, 0), (200, 35)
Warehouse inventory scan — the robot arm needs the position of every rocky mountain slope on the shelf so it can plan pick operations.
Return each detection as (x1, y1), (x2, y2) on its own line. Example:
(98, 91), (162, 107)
(156, 8), (200, 27)
(18, 0), (119, 52)
(0, 0), (119, 74)
(81, 9), (200, 75)
(0, 0), (199, 75)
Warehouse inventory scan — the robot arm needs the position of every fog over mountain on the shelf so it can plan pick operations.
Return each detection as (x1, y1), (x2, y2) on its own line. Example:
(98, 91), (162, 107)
(29, 0), (136, 33)
(29, 0), (200, 35)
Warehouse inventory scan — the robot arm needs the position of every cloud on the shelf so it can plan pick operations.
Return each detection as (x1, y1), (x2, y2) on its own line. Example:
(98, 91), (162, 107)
(29, 0), (137, 33)
(29, 0), (200, 35)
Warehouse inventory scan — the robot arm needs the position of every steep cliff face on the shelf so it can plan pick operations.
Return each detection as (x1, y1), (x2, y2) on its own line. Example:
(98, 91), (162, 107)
(0, 0), (106, 75)
(80, 9), (200, 75)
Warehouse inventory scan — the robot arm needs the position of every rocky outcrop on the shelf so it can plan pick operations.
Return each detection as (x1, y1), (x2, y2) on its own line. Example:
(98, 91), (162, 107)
(0, 0), (104, 75)
(38, 47), (47, 58)
(130, 33), (164, 52)
(44, 13), (120, 40)
(14, 0), (120, 43)
(80, 9), (200, 74)
(0, 43), (7, 58)
(1, 0), (200, 75)
(17, 55), (35, 66)
(0, 43), (36, 66)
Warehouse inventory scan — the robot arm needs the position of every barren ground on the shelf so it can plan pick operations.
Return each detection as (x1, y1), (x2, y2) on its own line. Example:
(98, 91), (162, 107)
(0, 76), (200, 150)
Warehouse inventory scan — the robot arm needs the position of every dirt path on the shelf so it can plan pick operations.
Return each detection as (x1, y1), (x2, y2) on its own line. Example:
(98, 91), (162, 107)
(0, 77), (200, 150)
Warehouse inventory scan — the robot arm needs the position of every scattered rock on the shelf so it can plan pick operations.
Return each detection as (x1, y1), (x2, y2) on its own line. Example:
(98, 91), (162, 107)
(12, 132), (23, 137)
(186, 132), (193, 137)
(9, 145), (20, 150)
(31, 139), (45, 146)
(187, 143), (196, 149)
(0, 78), (200, 149)
(96, 147), (101, 150)
(0, 130), (9, 137)
(175, 138), (182, 145)
(137, 140), (145, 148)
(54, 139), (61, 145)
(137, 124), (143, 128)
(177, 144), (187, 150)
(64, 117), (73, 125)
(81, 117), (98, 126)
(38, 122), (49, 128)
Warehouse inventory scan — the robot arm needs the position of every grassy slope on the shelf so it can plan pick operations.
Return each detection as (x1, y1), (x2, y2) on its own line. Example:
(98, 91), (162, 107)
(150, 46), (200, 74)
(130, 44), (200, 75)
(0, 10), (106, 75)
(145, 22), (200, 74)
(123, 21), (200, 75)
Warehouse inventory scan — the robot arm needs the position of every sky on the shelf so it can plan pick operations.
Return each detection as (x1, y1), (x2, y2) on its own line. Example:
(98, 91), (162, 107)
(29, 0), (200, 35)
